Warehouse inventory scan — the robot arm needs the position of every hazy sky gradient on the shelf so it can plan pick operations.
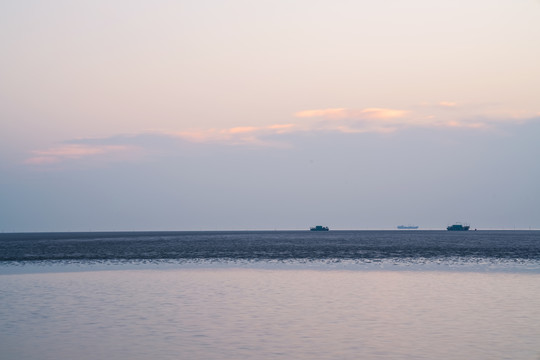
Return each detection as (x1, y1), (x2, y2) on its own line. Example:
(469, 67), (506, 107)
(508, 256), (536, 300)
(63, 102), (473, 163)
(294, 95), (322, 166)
(1, 0), (539, 231)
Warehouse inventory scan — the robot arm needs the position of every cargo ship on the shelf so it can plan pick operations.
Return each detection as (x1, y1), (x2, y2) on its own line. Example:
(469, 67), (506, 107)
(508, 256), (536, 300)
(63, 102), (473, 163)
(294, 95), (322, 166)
(310, 225), (329, 231)
(397, 225), (419, 229)
(447, 224), (470, 231)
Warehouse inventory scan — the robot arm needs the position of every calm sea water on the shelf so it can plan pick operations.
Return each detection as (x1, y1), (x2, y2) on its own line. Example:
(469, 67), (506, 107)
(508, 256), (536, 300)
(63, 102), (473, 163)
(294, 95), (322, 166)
(1, 231), (540, 359)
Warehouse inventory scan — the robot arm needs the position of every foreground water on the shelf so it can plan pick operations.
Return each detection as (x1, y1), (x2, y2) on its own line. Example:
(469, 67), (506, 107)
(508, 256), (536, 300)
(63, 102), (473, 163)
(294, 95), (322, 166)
(1, 231), (540, 359)
(2, 268), (540, 360)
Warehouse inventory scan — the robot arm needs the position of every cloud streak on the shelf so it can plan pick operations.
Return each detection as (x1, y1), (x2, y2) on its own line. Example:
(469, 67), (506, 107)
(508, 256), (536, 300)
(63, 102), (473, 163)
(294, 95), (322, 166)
(25, 144), (137, 165)
(295, 104), (540, 133)
(168, 123), (297, 146)
(24, 102), (539, 166)
(295, 108), (408, 120)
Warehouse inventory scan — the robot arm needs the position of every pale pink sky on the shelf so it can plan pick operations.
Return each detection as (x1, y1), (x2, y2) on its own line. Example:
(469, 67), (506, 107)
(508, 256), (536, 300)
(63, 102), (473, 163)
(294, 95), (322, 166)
(1, 0), (539, 231)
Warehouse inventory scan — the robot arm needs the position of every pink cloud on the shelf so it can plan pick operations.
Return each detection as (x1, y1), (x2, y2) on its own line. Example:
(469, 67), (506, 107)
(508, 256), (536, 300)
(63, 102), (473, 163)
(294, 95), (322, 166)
(166, 123), (297, 146)
(25, 104), (538, 167)
(335, 125), (398, 134)
(24, 156), (60, 165)
(144, 104), (540, 151)
(174, 129), (221, 143)
(25, 144), (134, 165)
(33, 144), (113, 157)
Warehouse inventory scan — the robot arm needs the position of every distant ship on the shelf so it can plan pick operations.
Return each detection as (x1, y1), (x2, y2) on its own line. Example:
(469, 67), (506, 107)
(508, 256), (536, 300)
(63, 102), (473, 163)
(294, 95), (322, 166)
(447, 224), (470, 231)
(310, 225), (329, 231)
(397, 225), (419, 230)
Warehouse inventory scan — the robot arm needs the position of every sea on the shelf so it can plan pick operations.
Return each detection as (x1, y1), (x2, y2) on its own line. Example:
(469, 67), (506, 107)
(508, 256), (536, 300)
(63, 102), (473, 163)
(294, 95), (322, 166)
(1, 230), (540, 360)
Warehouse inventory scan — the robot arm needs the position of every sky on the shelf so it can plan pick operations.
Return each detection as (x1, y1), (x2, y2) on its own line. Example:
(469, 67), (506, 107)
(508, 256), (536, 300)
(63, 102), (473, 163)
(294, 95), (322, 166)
(1, 0), (539, 231)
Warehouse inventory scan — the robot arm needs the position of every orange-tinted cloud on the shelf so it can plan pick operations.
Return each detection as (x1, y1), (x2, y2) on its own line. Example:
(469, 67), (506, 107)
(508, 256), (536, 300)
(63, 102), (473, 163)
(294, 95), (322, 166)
(293, 107), (410, 133)
(167, 123), (296, 146)
(294, 104), (539, 133)
(358, 108), (408, 119)
(226, 126), (258, 134)
(295, 108), (347, 119)
(439, 101), (457, 107)
(294, 107), (408, 120)
(439, 120), (486, 129)
(24, 104), (539, 167)
(268, 123), (296, 132)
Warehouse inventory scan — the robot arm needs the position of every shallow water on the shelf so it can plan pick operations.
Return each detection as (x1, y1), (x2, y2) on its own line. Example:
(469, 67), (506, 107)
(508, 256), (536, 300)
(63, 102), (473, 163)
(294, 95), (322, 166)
(1, 267), (540, 360)
(2, 231), (540, 359)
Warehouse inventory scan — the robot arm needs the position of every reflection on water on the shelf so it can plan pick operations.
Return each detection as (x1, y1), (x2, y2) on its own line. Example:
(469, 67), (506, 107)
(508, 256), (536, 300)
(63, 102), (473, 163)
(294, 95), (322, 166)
(1, 268), (540, 360)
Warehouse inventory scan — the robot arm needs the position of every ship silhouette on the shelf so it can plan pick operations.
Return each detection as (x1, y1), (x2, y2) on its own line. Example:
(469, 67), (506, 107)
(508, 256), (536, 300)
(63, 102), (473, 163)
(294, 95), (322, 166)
(310, 225), (329, 231)
(447, 224), (470, 231)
